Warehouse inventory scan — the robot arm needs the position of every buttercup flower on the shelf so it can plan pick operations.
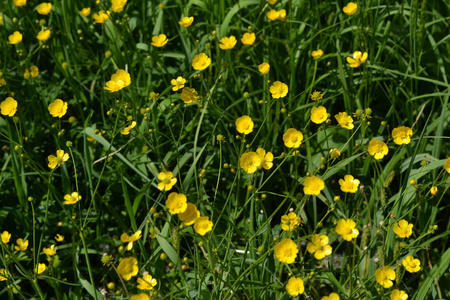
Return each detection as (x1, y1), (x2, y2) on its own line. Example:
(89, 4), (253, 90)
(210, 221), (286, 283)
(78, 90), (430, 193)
(43, 245), (57, 256)
(286, 277), (304, 297)
(130, 294), (150, 300)
(30, 65), (39, 78)
(335, 219), (359, 241)
(312, 49), (324, 60)
(117, 256), (139, 281)
(104, 69), (131, 92)
(266, 9), (280, 21)
(256, 148), (273, 170)
(281, 212), (301, 231)
(392, 126), (413, 145)
(330, 148), (341, 159)
(343, 2), (358, 15)
(93, 10), (110, 24)
(219, 36), (237, 50)
(180, 87), (199, 103)
(258, 62), (270, 75)
(375, 266), (396, 288)
(152, 34), (168, 47)
(157, 171), (177, 191)
(13, 0), (26, 7)
(402, 255), (420, 273)
(307, 234), (333, 259)
(35, 263), (46, 274)
(390, 289), (408, 300)
(322, 293), (340, 300)
(171, 76), (186, 91)
(335, 112), (354, 129)
(48, 149), (70, 169)
(1, 231), (11, 244)
(347, 51), (368, 68)
(268, 0), (277, 4)
(368, 139), (389, 159)
(274, 238), (298, 264)
(15, 238), (28, 251)
(311, 106), (328, 124)
(48, 99), (68, 118)
(444, 157), (450, 173)
(166, 192), (188, 214)
(192, 53), (211, 70)
(193, 216), (213, 236)
(430, 186), (438, 196)
(37, 29), (51, 41)
(277, 9), (287, 21)
(137, 274), (158, 290)
(64, 192), (81, 205)
(9, 31), (23, 44)
(111, 0), (127, 13)
(1, 97), (18, 116)
(310, 90), (323, 101)
(80, 8), (91, 17)
(235, 115), (254, 135)
(55, 234), (64, 242)
(37, 3), (52, 15)
(240, 152), (262, 174)
(241, 33), (256, 45)
(179, 16), (194, 27)
(178, 203), (200, 225)
(283, 128), (303, 148)
(270, 81), (288, 98)
(339, 175), (360, 193)
(121, 121), (137, 135)
(303, 176), (325, 195)
(121, 230), (142, 251)
(393, 219), (413, 238)
(0, 269), (7, 281)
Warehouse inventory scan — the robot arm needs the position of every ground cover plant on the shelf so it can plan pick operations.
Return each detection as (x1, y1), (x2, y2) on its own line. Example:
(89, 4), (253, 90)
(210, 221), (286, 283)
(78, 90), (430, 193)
(0, 0), (449, 299)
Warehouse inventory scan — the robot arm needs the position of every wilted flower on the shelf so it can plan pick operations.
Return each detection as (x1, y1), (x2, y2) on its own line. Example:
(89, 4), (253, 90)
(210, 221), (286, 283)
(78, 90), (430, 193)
(55, 234), (64, 242)
(121, 121), (137, 135)
(310, 90), (323, 101)
(121, 230), (142, 251)
(0, 269), (7, 281)
(30, 65), (39, 78)
(180, 87), (199, 103)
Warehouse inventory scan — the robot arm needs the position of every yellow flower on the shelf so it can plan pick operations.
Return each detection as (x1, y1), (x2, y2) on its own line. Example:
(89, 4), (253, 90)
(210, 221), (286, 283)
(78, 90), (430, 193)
(179, 16), (194, 27)
(310, 106), (328, 124)
(335, 112), (354, 129)
(283, 128), (303, 148)
(180, 87), (199, 103)
(130, 294), (150, 300)
(0, 78), (5, 87)
(166, 192), (188, 214)
(111, 0), (127, 13)
(390, 289), (408, 300)
(193, 216), (213, 236)
(235, 115), (254, 135)
(121, 121), (137, 135)
(311, 49), (324, 60)
(303, 176), (325, 195)
(15, 238), (29, 251)
(1, 97), (18, 117)
(256, 148), (273, 170)
(1, 231), (11, 244)
(151, 34), (168, 47)
(281, 212), (301, 231)
(286, 277), (304, 297)
(393, 219), (413, 238)
(392, 126), (413, 145)
(444, 157), (450, 173)
(430, 186), (438, 196)
(347, 51), (368, 68)
(35, 263), (46, 274)
(274, 238), (298, 264)
(310, 90), (323, 101)
(241, 33), (256, 45)
(258, 62), (270, 75)
(48, 99), (68, 118)
(171, 76), (186, 91)
(268, 0), (277, 4)
(269, 81), (288, 98)
(121, 230), (142, 251)
(330, 148), (341, 159)
(402, 255), (420, 273)
(335, 219), (359, 241)
(219, 36), (237, 50)
(339, 175), (360, 193)
(157, 171), (177, 191)
(322, 292), (340, 300)
(37, 29), (51, 41)
(13, 0), (26, 7)
(192, 53), (211, 70)
(37, 2), (52, 15)
(64, 192), (81, 205)
(93, 10), (110, 24)
(55, 234), (64, 242)
(0, 269), (7, 281)
(43, 245), (57, 256)
(30, 65), (39, 78)
(343, 2), (358, 15)
(8, 31), (23, 44)
(307, 234), (333, 260)
(47, 149), (70, 169)
(368, 139), (389, 159)
(137, 274), (157, 290)
(80, 8), (91, 17)
(375, 266), (396, 288)
(240, 152), (262, 174)
(277, 9), (287, 21)
(117, 256), (139, 281)
(178, 203), (200, 226)
(104, 69), (131, 92)
(266, 9), (280, 21)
